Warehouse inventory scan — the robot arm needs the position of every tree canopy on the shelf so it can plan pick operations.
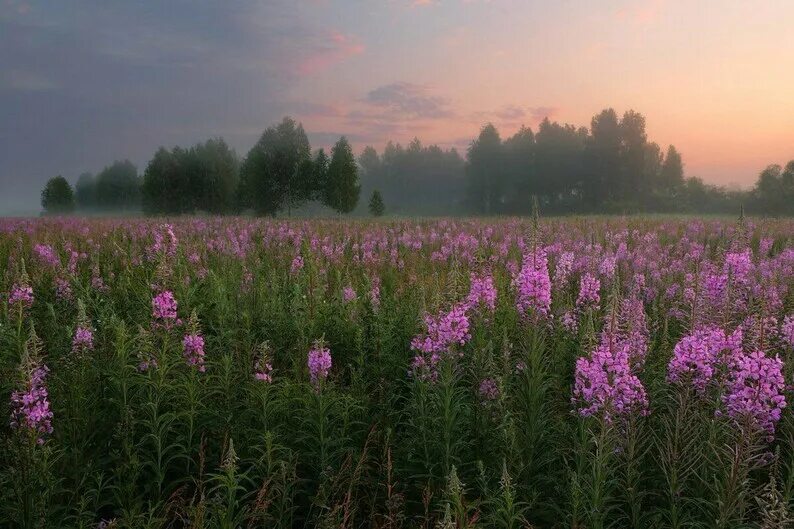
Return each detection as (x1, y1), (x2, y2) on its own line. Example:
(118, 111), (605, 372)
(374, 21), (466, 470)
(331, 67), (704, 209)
(41, 176), (75, 214)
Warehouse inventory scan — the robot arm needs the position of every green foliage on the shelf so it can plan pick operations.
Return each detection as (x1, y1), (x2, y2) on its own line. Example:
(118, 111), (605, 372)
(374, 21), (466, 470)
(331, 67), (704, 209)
(142, 139), (239, 215)
(95, 160), (140, 210)
(40, 175), (75, 214)
(368, 189), (385, 217)
(325, 136), (360, 214)
(239, 116), (312, 215)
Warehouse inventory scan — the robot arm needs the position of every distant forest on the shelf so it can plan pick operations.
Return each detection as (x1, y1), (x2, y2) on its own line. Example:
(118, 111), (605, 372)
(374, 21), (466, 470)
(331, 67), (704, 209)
(40, 108), (794, 216)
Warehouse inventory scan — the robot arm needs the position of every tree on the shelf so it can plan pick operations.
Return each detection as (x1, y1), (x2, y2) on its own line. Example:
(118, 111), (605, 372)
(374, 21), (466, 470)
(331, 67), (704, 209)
(238, 117), (311, 216)
(141, 147), (186, 215)
(325, 136), (360, 214)
(466, 123), (503, 215)
(95, 160), (140, 210)
(368, 189), (385, 216)
(191, 138), (239, 214)
(41, 176), (75, 214)
(584, 108), (621, 208)
(619, 110), (648, 204)
(74, 172), (96, 210)
(659, 145), (684, 191)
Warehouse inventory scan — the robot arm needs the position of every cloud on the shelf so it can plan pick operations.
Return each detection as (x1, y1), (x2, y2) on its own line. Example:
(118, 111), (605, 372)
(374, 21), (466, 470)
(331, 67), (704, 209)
(364, 82), (453, 119)
(296, 31), (364, 76)
(411, 0), (437, 7)
(527, 106), (559, 122)
(494, 104), (525, 120)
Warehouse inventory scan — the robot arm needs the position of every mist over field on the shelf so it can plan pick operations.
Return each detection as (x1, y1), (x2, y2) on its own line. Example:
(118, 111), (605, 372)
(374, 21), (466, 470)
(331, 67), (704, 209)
(2, 1), (794, 217)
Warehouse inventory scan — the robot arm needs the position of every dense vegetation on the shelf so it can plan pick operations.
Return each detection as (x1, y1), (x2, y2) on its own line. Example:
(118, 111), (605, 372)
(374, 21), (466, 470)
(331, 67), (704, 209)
(1, 215), (793, 528)
(40, 110), (794, 217)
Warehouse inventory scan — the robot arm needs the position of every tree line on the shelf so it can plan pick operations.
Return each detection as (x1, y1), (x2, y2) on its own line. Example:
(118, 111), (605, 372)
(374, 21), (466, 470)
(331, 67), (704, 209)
(40, 110), (794, 216)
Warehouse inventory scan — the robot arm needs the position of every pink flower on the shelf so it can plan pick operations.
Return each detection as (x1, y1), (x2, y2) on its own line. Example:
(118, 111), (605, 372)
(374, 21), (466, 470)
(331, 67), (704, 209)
(721, 350), (786, 441)
(573, 339), (649, 423)
(8, 284), (34, 311)
(576, 273), (600, 310)
(307, 340), (332, 386)
(515, 249), (551, 319)
(72, 326), (94, 353)
(152, 291), (178, 321)
(182, 334), (206, 372)
(10, 364), (53, 443)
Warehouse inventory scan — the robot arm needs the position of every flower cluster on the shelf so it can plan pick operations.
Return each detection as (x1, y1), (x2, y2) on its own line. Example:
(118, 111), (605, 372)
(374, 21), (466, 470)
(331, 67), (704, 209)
(573, 339), (649, 422)
(721, 350), (786, 441)
(182, 333), (206, 372)
(152, 290), (178, 323)
(410, 304), (471, 355)
(72, 326), (94, 353)
(8, 283), (34, 311)
(307, 340), (332, 386)
(343, 285), (357, 303)
(576, 273), (600, 310)
(465, 272), (497, 313)
(515, 249), (551, 319)
(667, 327), (741, 393)
(10, 364), (53, 444)
(290, 254), (304, 275)
(478, 378), (500, 402)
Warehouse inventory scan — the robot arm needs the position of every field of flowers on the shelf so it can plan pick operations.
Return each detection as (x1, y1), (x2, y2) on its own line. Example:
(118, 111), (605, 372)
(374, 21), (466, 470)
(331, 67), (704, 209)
(1, 215), (793, 528)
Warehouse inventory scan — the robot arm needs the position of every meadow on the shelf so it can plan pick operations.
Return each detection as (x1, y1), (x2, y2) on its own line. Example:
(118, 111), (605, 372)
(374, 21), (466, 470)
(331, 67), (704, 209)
(1, 215), (793, 529)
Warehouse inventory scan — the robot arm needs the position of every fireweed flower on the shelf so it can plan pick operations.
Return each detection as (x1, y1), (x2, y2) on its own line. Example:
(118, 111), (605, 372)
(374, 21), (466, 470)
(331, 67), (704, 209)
(72, 326), (94, 353)
(152, 290), (178, 323)
(721, 350), (786, 441)
(343, 285), (357, 303)
(782, 315), (794, 349)
(465, 272), (497, 313)
(478, 378), (500, 402)
(553, 251), (574, 289)
(666, 327), (737, 393)
(55, 277), (73, 302)
(576, 273), (601, 310)
(410, 304), (471, 355)
(182, 334), (206, 372)
(572, 339), (649, 423)
(33, 243), (60, 269)
(369, 276), (381, 310)
(10, 365), (53, 444)
(515, 249), (551, 319)
(290, 254), (304, 275)
(307, 340), (332, 386)
(8, 283), (34, 311)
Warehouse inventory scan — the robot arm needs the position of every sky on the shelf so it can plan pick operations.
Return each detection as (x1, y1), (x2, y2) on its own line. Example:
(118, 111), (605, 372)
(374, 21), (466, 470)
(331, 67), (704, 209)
(1, 0), (793, 213)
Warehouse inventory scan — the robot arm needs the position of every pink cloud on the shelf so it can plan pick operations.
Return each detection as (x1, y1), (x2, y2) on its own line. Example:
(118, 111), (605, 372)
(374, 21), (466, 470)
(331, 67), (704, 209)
(296, 31), (364, 76)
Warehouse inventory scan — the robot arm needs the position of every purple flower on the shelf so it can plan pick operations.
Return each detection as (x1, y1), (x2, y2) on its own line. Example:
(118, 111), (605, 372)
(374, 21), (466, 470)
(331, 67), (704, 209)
(465, 272), (497, 313)
(291, 255), (304, 275)
(783, 315), (794, 349)
(10, 364), (53, 443)
(33, 243), (61, 268)
(478, 378), (500, 402)
(342, 285), (357, 303)
(572, 339), (649, 423)
(410, 304), (471, 355)
(576, 273), (600, 310)
(515, 249), (551, 319)
(667, 326), (741, 393)
(72, 326), (94, 353)
(8, 283), (34, 311)
(182, 334), (206, 372)
(308, 340), (332, 386)
(721, 350), (786, 441)
(152, 291), (178, 322)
